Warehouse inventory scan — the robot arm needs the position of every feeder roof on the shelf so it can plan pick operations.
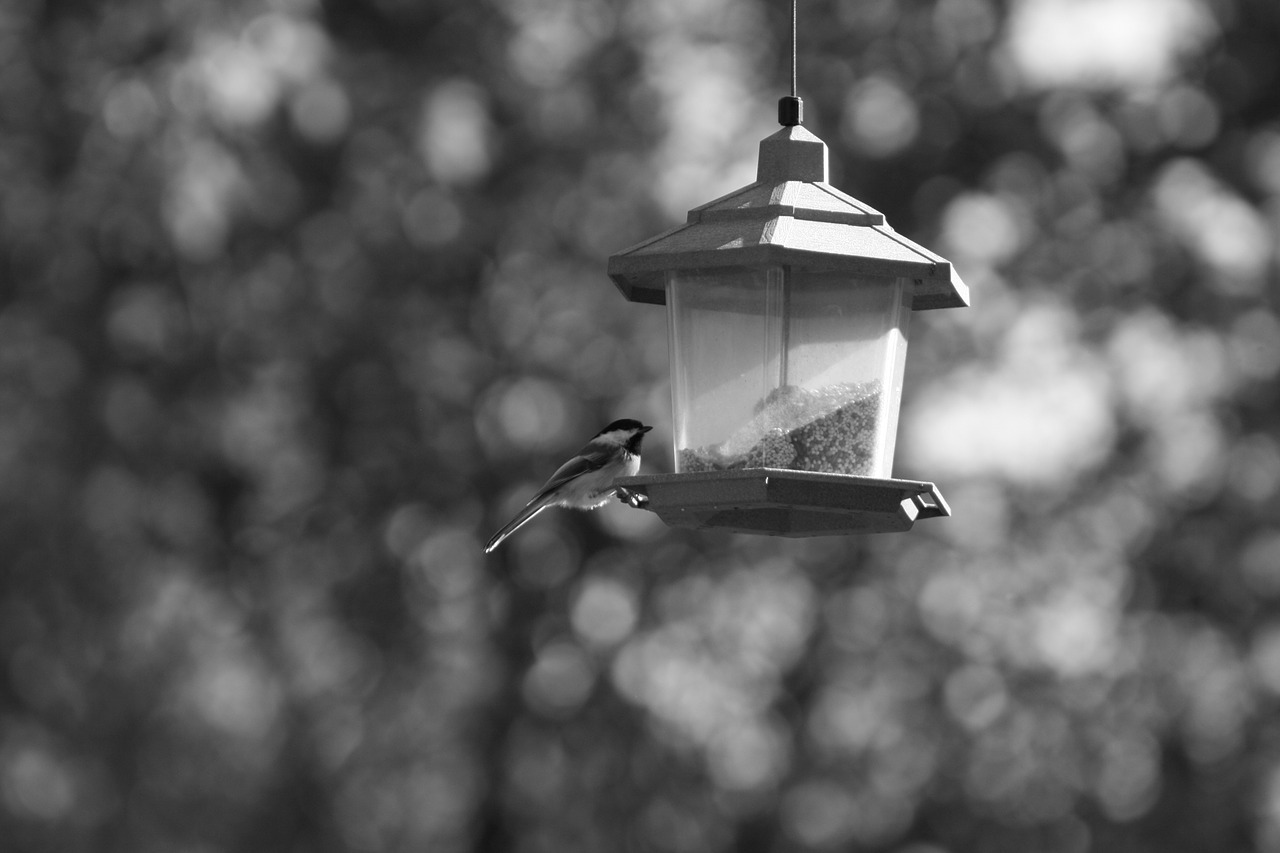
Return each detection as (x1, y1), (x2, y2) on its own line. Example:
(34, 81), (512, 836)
(608, 125), (969, 310)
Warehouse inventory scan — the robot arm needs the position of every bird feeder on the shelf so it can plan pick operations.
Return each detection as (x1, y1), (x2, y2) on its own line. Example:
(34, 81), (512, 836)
(609, 109), (968, 536)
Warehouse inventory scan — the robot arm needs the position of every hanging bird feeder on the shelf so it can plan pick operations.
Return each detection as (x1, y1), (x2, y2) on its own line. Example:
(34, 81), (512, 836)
(609, 14), (968, 536)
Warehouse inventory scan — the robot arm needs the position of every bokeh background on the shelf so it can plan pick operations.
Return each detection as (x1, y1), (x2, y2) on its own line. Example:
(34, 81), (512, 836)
(3, 0), (1280, 850)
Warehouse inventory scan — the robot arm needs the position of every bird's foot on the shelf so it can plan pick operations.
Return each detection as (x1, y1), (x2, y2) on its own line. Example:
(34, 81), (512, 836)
(616, 487), (649, 509)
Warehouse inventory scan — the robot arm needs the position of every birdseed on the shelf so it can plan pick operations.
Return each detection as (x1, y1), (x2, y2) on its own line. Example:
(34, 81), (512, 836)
(678, 381), (885, 476)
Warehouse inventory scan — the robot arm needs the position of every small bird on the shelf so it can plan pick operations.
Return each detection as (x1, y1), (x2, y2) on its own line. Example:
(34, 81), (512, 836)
(484, 419), (653, 553)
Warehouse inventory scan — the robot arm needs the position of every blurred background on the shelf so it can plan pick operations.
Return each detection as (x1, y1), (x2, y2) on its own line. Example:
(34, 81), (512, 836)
(2, 0), (1279, 850)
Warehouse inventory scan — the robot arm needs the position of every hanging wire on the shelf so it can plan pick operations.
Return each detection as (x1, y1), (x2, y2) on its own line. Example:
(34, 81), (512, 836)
(791, 0), (798, 99)
(779, 0), (803, 125)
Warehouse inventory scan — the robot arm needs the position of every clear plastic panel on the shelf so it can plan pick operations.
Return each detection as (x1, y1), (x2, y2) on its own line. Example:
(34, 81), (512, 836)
(667, 267), (911, 478)
(666, 266), (784, 456)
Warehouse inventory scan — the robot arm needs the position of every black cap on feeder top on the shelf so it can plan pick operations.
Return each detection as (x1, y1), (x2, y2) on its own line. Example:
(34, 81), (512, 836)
(778, 95), (803, 127)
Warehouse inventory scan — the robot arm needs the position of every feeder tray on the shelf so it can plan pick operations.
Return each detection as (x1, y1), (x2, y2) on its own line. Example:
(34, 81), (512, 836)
(616, 469), (949, 537)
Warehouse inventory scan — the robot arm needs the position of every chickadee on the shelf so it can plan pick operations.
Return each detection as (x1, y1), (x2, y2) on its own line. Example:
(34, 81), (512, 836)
(484, 419), (653, 553)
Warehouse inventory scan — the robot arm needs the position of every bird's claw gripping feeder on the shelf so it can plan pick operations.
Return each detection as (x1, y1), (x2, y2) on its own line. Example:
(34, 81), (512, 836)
(609, 16), (968, 536)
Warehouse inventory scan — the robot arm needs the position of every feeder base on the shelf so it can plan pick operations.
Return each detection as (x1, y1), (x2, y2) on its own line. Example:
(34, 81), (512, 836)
(614, 469), (949, 537)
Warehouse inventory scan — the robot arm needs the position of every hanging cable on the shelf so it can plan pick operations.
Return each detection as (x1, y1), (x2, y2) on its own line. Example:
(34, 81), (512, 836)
(779, 0), (803, 126)
(791, 0), (798, 99)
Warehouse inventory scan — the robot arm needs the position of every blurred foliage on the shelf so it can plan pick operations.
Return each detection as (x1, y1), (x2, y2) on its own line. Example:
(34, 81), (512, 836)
(2, 0), (1280, 851)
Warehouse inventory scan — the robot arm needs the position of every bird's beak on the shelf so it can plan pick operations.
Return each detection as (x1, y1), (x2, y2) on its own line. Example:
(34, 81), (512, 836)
(641, 425), (653, 433)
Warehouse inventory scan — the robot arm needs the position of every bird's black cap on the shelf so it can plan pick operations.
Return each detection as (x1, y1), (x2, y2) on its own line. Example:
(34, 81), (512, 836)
(598, 419), (651, 435)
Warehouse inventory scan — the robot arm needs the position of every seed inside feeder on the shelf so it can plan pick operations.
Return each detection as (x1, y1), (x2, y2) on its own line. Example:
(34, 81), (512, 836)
(678, 381), (884, 476)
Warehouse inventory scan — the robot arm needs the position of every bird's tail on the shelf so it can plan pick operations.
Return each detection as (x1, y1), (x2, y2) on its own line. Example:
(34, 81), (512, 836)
(484, 498), (552, 553)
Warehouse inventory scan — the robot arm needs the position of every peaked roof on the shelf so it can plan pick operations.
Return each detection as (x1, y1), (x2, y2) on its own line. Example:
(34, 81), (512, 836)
(608, 125), (969, 311)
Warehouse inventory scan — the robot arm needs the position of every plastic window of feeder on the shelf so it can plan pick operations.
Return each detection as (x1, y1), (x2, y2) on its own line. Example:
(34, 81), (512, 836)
(666, 266), (911, 480)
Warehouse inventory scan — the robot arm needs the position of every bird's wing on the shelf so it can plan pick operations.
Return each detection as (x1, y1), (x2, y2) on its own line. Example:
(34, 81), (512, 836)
(484, 444), (614, 553)
(530, 443), (614, 503)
